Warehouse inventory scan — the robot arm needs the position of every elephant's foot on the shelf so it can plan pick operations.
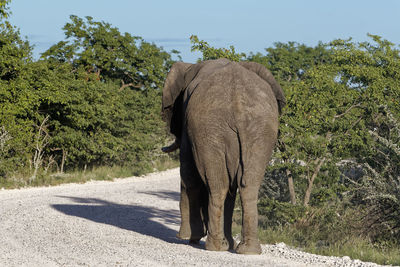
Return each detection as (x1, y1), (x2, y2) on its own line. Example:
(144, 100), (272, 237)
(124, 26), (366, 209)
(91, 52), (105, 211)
(176, 226), (205, 241)
(176, 225), (191, 240)
(235, 240), (262, 255)
(205, 235), (229, 251)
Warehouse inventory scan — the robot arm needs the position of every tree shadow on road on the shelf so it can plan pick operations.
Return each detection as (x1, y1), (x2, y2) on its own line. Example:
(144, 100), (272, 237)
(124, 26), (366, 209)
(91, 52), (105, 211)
(51, 196), (187, 245)
(137, 190), (180, 201)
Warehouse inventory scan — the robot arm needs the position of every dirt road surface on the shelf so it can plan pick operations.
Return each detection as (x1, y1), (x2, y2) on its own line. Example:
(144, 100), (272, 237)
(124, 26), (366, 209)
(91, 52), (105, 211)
(0, 168), (382, 266)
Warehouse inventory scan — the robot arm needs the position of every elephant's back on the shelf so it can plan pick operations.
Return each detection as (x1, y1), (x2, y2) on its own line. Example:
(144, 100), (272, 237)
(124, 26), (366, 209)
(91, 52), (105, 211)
(185, 61), (279, 130)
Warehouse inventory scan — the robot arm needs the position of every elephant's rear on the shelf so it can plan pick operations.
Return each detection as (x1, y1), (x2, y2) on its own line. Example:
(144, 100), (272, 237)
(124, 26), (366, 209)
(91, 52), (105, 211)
(186, 61), (279, 188)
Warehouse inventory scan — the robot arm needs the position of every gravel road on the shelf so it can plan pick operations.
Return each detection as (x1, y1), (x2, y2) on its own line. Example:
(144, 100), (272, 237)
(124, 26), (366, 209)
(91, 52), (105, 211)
(0, 168), (387, 266)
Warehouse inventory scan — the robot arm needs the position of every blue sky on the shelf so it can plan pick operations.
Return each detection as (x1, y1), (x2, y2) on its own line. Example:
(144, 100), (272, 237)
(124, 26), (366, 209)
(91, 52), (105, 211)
(9, 0), (400, 63)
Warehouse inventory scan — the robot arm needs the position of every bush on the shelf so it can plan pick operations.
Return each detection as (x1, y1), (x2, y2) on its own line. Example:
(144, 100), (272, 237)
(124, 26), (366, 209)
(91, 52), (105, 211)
(257, 198), (306, 227)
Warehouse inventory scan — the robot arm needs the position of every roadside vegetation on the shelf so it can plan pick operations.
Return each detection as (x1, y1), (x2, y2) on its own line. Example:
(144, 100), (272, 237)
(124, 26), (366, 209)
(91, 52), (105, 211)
(0, 3), (178, 187)
(0, 1), (399, 264)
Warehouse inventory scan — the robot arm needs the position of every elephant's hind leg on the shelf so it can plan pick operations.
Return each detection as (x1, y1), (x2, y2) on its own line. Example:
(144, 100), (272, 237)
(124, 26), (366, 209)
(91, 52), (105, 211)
(236, 133), (276, 255)
(205, 190), (230, 251)
(236, 183), (262, 254)
(198, 150), (231, 252)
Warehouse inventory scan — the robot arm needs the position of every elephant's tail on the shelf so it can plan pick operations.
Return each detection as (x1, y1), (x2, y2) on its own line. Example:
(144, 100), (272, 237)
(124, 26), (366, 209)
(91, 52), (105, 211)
(237, 130), (249, 188)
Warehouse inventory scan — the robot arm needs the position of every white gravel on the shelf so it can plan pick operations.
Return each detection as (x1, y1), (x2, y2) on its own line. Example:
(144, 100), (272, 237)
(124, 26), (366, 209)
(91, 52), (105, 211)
(0, 168), (389, 266)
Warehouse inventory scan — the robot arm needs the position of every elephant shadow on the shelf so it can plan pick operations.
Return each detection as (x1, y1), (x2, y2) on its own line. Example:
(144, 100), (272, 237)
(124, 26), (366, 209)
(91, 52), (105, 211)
(51, 193), (195, 245)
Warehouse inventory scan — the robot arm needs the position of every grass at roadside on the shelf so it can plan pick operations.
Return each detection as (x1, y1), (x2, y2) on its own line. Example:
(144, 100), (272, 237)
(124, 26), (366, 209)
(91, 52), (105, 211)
(233, 219), (400, 265)
(257, 227), (400, 266)
(0, 157), (179, 189)
(232, 201), (400, 266)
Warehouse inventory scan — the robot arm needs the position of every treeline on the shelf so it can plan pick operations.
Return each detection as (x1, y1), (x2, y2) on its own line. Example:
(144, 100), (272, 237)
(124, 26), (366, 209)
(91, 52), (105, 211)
(253, 37), (400, 249)
(0, 14), (175, 183)
(255, 38), (399, 259)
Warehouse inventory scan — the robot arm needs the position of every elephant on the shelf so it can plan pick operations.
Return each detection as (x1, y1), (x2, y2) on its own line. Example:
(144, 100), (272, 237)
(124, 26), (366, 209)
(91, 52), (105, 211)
(161, 58), (285, 254)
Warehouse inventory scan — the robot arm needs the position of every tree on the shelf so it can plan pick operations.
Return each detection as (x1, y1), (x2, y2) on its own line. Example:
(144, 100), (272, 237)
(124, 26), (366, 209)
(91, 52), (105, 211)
(256, 35), (400, 208)
(30, 115), (50, 182)
(39, 16), (174, 172)
(190, 35), (246, 62)
(359, 109), (400, 241)
(0, 0), (10, 20)
(248, 42), (331, 82)
(42, 15), (173, 91)
(1, 14), (174, 181)
(0, 10), (34, 178)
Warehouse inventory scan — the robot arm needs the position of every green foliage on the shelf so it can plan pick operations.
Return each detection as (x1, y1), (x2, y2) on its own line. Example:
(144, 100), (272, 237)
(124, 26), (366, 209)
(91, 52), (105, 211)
(42, 15), (173, 90)
(0, 15), (173, 182)
(0, 0), (10, 19)
(38, 14), (173, 171)
(0, 18), (33, 178)
(190, 35), (246, 62)
(260, 168), (291, 202)
(256, 35), (399, 208)
(248, 41), (331, 83)
(258, 198), (306, 227)
(252, 36), (399, 263)
(350, 107), (400, 242)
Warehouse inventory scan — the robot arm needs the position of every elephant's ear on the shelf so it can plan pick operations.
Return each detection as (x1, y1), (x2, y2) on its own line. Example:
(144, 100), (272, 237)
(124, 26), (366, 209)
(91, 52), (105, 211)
(162, 62), (192, 111)
(239, 61), (286, 114)
(162, 62), (192, 122)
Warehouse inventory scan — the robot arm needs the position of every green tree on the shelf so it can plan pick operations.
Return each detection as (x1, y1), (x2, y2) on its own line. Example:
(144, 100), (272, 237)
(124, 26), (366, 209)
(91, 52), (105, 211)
(248, 41), (331, 84)
(190, 35), (246, 62)
(42, 15), (173, 91)
(353, 106), (400, 242)
(1, 14), (174, 181)
(0, 0), (10, 20)
(39, 16), (173, 172)
(257, 35), (399, 208)
(0, 12), (33, 178)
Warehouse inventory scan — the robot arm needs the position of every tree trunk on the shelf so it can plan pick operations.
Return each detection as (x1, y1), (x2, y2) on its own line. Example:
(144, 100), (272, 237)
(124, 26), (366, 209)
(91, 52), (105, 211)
(303, 157), (326, 206)
(29, 116), (50, 183)
(60, 149), (67, 173)
(286, 168), (296, 205)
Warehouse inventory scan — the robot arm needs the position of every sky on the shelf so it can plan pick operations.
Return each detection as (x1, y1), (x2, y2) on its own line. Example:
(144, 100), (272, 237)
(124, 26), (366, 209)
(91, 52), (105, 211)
(8, 0), (400, 63)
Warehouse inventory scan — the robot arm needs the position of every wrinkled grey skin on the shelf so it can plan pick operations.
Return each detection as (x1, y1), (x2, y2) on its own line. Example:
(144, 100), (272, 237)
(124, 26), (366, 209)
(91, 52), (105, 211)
(161, 59), (285, 254)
